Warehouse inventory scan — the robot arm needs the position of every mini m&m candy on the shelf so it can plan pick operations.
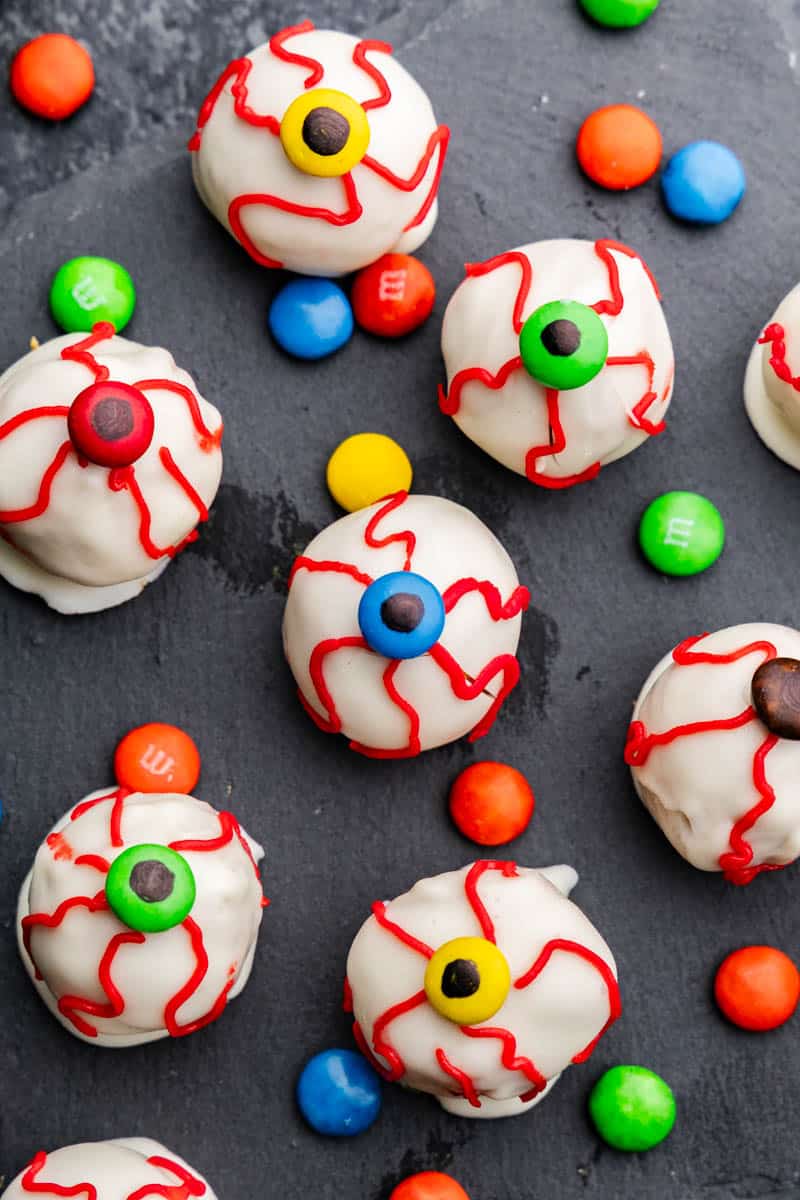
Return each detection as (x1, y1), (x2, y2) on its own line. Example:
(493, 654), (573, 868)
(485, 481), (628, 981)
(351, 254), (436, 338)
(579, 0), (660, 27)
(326, 432), (413, 512)
(50, 256), (137, 334)
(114, 723), (201, 795)
(714, 946), (800, 1031)
(390, 1173), (470, 1200)
(296, 1048), (381, 1136)
(269, 278), (353, 360)
(449, 761), (534, 846)
(10, 33), (94, 120)
(662, 141), (746, 225)
(589, 1065), (676, 1151)
(638, 491), (725, 576)
(577, 104), (662, 191)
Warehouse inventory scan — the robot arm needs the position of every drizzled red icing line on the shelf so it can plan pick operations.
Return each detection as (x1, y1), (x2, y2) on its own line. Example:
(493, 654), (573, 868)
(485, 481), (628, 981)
(288, 491), (529, 758)
(188, 21), (449, 269)
(20, 1151), (206, 1200)
(349, 861), (620, 1108)
(21, 794), (265, 1038)
(438, 240), (668, 488)
(625, 634), (785, 885)
(0, 324), (221, 564)
(759, 323), (800, 391)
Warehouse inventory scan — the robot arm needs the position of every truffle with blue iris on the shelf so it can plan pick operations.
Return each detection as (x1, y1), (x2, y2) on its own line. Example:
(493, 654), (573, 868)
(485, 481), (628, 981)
(358, 571), (446, 660)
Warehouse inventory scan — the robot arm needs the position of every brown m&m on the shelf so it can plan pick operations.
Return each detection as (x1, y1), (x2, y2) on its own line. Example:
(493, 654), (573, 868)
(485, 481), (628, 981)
(752, 658), (800, 739)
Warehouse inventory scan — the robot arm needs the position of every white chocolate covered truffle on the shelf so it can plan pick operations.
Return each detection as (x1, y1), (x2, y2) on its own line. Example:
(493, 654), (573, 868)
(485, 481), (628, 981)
(2, 1139), (217, 1200)
(0, 324), (222, 614)
(744, 282), (800, 469)
(18, 788), (265, 1046)
(189, 23), (449, 276)
(346, 861), (619, 1118)
(439, 238), (674, 488)
(282, 492), (529, 757)
(626, 623), (800, 884)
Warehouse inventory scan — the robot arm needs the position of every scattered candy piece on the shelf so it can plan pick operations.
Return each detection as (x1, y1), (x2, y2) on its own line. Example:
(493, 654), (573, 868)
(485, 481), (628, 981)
(589, 1065), (676, 1151)
(114, 723), (201, 795)
(662, 141), (746, 225)
(714, 946), (800, 1031)
(638, 491), (725, 577)
(269, 278), (353, 360)
(390, 1172), (471, 1200)
(449, 761), (534, 845)
(50, 256), (136, 334)
(351, 254), (436, 338)
(326, 432), (413, 512)
(10, 33), (94, 120)
(296, 1048), (381, 1136)
(579, 0), (660, 27)
(577, 104), (662, 191)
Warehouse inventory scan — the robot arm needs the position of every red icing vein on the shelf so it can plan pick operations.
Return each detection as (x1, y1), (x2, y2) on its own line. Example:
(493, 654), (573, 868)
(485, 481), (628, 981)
(20, 1149), (206, 1200)
(759, 322), (800, 391)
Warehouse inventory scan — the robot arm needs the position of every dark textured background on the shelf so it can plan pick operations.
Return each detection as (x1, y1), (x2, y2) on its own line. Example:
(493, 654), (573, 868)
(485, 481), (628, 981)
(1, 1), (800, 1197)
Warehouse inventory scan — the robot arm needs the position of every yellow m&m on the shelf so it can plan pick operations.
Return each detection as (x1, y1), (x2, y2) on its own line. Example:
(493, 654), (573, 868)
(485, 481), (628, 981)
(326, 433), (412, 512)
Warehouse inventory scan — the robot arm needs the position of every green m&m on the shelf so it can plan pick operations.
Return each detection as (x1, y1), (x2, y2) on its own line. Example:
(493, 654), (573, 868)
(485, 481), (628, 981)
(519, 300), (609, 391)
(105, 844), (196, 933)
(639, 491), (725, 577)
(579, 0), (661, 29)
(50, 255), (136, 333)
(589, 1065), (676, 1151)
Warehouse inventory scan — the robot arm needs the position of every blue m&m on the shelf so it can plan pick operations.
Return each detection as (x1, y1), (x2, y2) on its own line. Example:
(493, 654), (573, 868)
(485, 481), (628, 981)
(269, 278), (354, 360)
(296, 1048), (381, 1136)
(358, 572), (445, 660)
(662, 141), (746, 225)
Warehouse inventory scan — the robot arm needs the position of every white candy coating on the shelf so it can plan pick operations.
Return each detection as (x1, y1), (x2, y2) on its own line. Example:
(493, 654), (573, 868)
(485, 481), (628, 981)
(346, 862), (619, 1118)
(17, 790), (265, 1046)
(282, 493), (527, 756)
(190, 26), (447, 275)
(440, 238), (674, 487)
(0, 331), (222, 614)
(2, 1139), (217, 1200)
(628, 623), (800, 880)
(744, 282), (800, 469)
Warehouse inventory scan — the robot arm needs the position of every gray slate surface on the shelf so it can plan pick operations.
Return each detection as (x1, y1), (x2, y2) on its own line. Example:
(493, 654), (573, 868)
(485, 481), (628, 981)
(1, 1), (800, 1197)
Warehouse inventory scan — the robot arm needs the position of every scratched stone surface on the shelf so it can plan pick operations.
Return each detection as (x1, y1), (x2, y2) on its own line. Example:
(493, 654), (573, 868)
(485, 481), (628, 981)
(1, 1), (800, 1198)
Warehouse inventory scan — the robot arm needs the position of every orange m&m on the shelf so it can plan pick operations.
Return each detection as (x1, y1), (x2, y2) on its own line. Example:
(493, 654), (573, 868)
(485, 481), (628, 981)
(714, 946), (800, 1032)
(351, 254), (436, 338)
(114, 723), (201, 795)
(390, 1173), (470, 1200)
(449, 761), (535, 846)
(576, 104), (662, 190)
(10, 34), (95, 121)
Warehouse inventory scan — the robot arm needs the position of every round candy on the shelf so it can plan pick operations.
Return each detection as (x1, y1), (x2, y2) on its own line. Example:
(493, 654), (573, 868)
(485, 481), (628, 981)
(390, 1173), (470, 1200)
(280, 87), (371, 178)
(50, 256), (136, 334)
(326, 433), (413, 512)
(358, 571), (445, 660)
(714, 946), (800, 1031)
(105, 843), (196, 933)
(751, 659), (800, 741)
(114, 723), (201, 795)
(10, 33), (94, 120)
(638, 491), (725, 577)
(351, 254), (436, 338)
(296, 1048), (381, 1136)
(67, 381), (154, 467)
(578, 0), (660, 27)
(449, 761), (534, 846)
(268, 278), (353, 360)
(589, 1065), (676, 1151)
(424, 935), (511, 1025)
(577, 104), (662, 191)
(662, 141), (746, 225)
(519, 300), (609, 390)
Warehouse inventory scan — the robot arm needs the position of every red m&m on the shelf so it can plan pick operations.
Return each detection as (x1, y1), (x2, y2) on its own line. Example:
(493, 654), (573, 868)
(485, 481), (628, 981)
(115, 723), (201, 795)
(351, 254), (435, 338)
(714, 946), (800, 1031)
(390, 1173), (470, 1200)
(449, 761), (535, 845)
(68, 381), (154, 468)
(10, 33), (94, 120)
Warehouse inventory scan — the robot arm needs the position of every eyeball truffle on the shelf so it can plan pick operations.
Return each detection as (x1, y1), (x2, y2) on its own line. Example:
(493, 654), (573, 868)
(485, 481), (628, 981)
(189, 22), (449, 276)
(282, 491), (529, 757)
(0, 323), (223, 614)
(2, 1139), (217, 1200)
(744, 281), (800, 469)
(346, 861), (620, 1118)
(626, 623), (800, 884)
(439, 238), (674, 488)
(18, 788), (266, 1046)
